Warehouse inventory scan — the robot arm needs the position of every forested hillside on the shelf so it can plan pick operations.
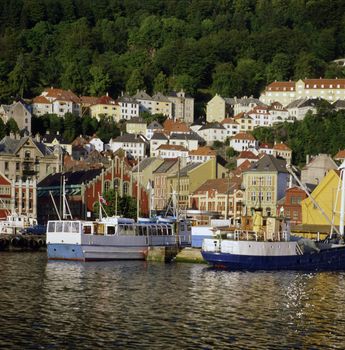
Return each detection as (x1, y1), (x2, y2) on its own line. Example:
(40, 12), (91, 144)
(1, 0), (345, 109)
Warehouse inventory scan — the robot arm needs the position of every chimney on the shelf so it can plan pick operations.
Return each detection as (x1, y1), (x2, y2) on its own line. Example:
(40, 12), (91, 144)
(35, 133), (40, 142)
(106, 92), (109, 97)
(306, 154), (310, 164)
(56, 131), (59, 135)
(9, 132), (14, 139)
(46, 130), (50, 135)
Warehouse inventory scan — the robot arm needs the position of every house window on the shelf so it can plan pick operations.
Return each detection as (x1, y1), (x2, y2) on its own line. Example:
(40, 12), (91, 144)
(5, 162), (9, 171)
(123, 182), (129, 195)
(266, 192), (272, 202)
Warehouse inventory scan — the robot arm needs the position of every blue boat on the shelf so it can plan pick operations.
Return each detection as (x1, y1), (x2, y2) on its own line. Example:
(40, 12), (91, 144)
(201, 161), (345, 271)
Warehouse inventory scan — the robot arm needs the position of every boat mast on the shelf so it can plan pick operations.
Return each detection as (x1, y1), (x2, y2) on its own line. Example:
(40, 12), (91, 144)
(339, 161), (345, 237)
(137, 157), (140, 220)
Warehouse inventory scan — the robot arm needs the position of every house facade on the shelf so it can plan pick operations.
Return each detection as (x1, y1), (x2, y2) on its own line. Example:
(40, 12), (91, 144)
(167, 90), (194, 124)
(0, 101), (32, 133)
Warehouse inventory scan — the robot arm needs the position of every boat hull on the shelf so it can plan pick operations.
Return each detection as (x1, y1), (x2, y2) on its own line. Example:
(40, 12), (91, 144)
(202, 247), (345, 271)
(47, 243), (148, 261)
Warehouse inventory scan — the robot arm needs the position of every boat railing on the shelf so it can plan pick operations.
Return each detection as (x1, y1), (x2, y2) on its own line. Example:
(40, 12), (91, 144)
(230, 229), (258, 241)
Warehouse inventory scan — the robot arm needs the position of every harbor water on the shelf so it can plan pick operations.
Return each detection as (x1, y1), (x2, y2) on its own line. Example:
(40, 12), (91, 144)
(1, 252), (345, 349)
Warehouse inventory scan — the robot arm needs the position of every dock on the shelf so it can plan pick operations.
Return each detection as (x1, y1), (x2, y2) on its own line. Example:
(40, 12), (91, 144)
(0, 235), (46, 251)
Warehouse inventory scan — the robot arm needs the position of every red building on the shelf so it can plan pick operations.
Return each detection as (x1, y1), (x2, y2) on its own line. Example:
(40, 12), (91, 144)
(277, 186), (307, 224)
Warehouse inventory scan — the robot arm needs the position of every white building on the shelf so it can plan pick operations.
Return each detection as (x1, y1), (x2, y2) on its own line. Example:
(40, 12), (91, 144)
(230, 132), (258, 152)
(286, 98), (319, 121)
(196, 123), (227, 145)
(150, 133), (169, 157)
(146, 121), (163, 140)
(89, 137), (104, 152)
(108, 134), (147, 159)
(220, 118), (240, 138)
(156, 144), (189, 159)
(167, 90), (194, 124)
(188, 146), (216, 163)
(117, 95), (140, 120)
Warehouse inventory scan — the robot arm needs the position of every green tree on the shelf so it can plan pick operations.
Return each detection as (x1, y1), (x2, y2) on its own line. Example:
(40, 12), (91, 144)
(63, 113), (79, 142)
(126, 69), (145, 95)
(5, 118), (19, 134)
(0, 119), (5, 139)
(294, 52), (326, 80)
(153, 71), (168, 93)
(266, 53), (291, 83)
(211, 63), (235, 96)
(81, 115), (98, 136)
(96, 115), (120, 143)
(89, 65), (111, 96)
(226, 147), (238, 158)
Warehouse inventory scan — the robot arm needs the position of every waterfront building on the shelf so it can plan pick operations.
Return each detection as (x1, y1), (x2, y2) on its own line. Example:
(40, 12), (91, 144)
(242, 154), (289, 217)
(277, 186), (307, 225)
(0, 135), (62, 182)
(0, 171), (37, 220)
(301, 169), (340, 227)
(189, 178), (243, 222)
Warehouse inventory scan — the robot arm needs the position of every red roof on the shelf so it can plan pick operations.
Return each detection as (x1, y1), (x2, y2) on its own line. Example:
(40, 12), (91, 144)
(189, 146), (216, 156)
(163, 119), (190, 134)
(157, 144), (188, 151)
(303, 79), (345, 89)
(221, 118), (239, 125)
(259, 143), (273, 149)
(266, 81), (296, 92)
(238, 150), (258, 159)
(231, 132), (256, 141)
(43, 87), (80, 103)
(334, 150), (345, 160)
(95, 95), (116, 105)
(273, 142), (291, 151)
(32, 96), (51, 104)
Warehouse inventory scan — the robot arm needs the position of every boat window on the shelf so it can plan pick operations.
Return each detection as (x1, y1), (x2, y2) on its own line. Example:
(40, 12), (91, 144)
(83, 225), (92, 234)
(56, 222), (63, 232)
(97, 224), (104, 235)
(107, 226), (115, 235)
(63, 222), (71, 233)
(71, 222), (79, 233)
(48, 222), (55, 233)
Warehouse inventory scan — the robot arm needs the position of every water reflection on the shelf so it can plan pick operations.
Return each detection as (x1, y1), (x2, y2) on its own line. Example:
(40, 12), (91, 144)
(1, 253), (345, 349)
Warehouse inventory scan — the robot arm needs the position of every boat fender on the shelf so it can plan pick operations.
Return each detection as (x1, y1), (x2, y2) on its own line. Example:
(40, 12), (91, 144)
(11, 236), (20, 247)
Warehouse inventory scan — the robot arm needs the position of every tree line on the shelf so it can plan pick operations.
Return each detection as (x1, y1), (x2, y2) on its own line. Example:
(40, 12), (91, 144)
(1, 0), (345, 116)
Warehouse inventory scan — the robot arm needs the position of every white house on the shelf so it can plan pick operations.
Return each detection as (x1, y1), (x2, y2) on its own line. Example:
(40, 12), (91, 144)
(89, 136), (104, 152)
(150, 133), (169, 157)
(133, 90), (154, 114)
(168, 133), (199, 151)
(196, 123), (227, 145)
(146, 121), (163, 140)
(156, 144), (189, 159)
(233, 97), (266, 115)
(108, 134), (147, 159)
(117, 94), (140, 120)
(188, 146), (216, 163)
(286, 98), (320, 121)
(220, 118), (240, 138)
(230, 132), (258, 152)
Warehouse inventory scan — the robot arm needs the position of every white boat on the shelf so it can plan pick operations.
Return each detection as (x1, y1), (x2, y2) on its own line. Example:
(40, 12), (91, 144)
(46, 216), (182, 261)
(0, 213), (38, 235)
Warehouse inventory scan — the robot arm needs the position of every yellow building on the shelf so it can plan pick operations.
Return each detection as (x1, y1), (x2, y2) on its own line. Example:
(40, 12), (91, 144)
(90, 95), (120, 121)
(151, 93), (173, 117)
(167, 158), (226, 210)
(206, 94), (233, 123)
(301, 169), (341, 226)
(234, 112), (253, 132)
(126, 118), (147, 135)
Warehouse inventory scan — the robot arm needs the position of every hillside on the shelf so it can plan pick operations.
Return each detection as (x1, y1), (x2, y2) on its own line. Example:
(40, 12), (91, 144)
(1, 0), (345, 114)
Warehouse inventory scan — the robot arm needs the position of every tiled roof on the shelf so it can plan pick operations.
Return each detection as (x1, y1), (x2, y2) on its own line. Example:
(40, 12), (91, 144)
(126, 117), (146, 124)
(303, 79), (345, 89)
(132, 157), (160, 172)
(273, 143), (291, 151)
(163, 119), (190, 134)
(80, 96), (99, 105)
(221, 118), (239, 125)
(333, 99), (345, 108)
(133, 90), (152, 100)
(152, 92), (171, 103)
(117, 94), (138, 104)
(199, 123), (225, 131)
(112, 134), (146, 143)
(192, 178), (240, 195)
(231, 132), (256, 141)
(266, 81), (296, 92)
(0, 136), (53, 156)
(95, 95), (116, 105)
(238, 150), (258, 159)
(247, 154), (288, 173)
(147, 121), (163, 129)
(157, 144), (187, 151)
(38, 169), (102, 187)
(153, 159), (178, 173)
(334, 150), (345, 159)
(32, 96), (51, 104)
(43, 88), (80, 103)
(179, 162), (201, 176)
(169, 133), (199, 141)
(189, 146), (216, 156)
(259, 143), (274, 149)
(151, 132), (168, 140)
(42, 133), (68, 144)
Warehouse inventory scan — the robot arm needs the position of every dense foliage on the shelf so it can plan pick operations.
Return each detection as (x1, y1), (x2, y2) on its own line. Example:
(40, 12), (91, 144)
(31, 113), (120, 142)
(1, 0), (345, 114)
(252, 102), (345, 165)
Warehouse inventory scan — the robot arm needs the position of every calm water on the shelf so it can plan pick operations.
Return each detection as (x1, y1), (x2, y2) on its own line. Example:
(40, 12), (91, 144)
(1, 252), (345, 349)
